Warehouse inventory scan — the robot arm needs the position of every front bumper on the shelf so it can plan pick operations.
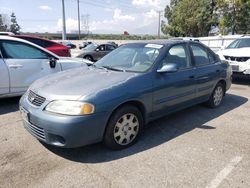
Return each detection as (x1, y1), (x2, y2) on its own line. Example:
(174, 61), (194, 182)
(19, 94), (110, 148)
(227, 61), (250, 75)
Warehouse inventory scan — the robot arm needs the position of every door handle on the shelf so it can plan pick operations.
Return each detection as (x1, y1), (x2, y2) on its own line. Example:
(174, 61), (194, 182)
(216, 70), (220, 73)
(8, 64), (23, 69)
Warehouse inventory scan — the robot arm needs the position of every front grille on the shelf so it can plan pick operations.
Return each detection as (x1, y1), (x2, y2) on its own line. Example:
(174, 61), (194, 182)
(28, 90), (46, 107)
(25, 122), (45, 140)
(224, 56), (250, 62)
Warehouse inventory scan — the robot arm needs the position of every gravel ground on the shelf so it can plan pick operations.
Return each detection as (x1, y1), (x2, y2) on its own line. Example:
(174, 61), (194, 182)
(0, 80), (250, 188)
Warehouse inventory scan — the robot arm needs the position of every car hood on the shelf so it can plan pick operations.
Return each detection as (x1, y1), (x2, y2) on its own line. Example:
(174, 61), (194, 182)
(57, 57), (91, 70)
(219, 47), (250, 57)
(29, 67), (137, 101)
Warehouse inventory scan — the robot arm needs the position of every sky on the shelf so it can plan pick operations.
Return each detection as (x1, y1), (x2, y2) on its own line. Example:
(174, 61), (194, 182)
(0, 0), (170, 35)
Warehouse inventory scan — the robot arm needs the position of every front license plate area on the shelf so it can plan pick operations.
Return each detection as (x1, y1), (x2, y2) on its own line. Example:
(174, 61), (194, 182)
(20, 107), (29, 122)
(231, 65), (239, 72)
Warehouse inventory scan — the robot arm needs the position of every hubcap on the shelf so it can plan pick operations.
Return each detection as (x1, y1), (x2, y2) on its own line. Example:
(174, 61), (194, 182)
(113, 113), (139, 145)
(213, 86), (223, 106)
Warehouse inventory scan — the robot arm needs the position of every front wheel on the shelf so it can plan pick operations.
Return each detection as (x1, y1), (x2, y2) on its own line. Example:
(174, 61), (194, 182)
(206, 83), (225, 108)
(104, 105), (144, 150)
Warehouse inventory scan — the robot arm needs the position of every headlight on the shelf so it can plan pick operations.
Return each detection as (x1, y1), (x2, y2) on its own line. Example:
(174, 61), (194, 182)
(45, 101), (95, 115)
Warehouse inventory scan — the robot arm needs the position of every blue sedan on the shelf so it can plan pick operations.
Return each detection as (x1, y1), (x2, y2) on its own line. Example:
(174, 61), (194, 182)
(19, 40), (232, 150)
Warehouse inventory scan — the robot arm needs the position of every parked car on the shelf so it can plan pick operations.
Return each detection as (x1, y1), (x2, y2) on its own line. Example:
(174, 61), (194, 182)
(0, 32), (14, 36)
(0, 36), (89, 98)
(76, 43), (117, 61)
(20, 40), (232, 150)
(60, 41), (77, 49)
(13, 35), (71, 57)
(79, 41), (93, 49)
(107, 41), (118, 47)
(217, 36), (250, 78)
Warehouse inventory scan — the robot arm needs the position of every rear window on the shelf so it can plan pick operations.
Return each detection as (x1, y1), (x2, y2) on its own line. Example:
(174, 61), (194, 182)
(15, 36), (56, 48)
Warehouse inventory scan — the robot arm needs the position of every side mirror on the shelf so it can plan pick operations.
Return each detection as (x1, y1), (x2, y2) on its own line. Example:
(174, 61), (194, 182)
(157, 63), (178, 73)
(95, 48), (100, 52)
(49, 58), (57, 68)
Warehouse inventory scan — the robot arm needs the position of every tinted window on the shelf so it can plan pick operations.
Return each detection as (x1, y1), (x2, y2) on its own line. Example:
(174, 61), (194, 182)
(97, 45), (105, 51)
(21, 38), (44, 47)
(1, 40), (48, 59)
(190, 44), (210, 66)
(160, 44), (191, 69)
(106, 45), (116, 51)
(43, 40), (55, 48)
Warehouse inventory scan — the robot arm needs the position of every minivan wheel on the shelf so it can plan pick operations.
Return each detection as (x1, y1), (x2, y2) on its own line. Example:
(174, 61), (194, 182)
(104, 105), (143, 150)
(207, 83), (224, 108)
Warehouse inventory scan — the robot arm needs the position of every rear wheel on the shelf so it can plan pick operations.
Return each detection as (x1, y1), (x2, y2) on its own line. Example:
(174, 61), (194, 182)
(83, 55), (93, 62)
(104, 105), (143, 150)
(206, 83), (225, 108)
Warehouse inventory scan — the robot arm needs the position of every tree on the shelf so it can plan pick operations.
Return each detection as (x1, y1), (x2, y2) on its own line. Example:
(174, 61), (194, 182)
(0, 14), (8, 31)
(9, 12), (21, 34)
(162, 0), (218, 37)
(217, 0), (250, 35)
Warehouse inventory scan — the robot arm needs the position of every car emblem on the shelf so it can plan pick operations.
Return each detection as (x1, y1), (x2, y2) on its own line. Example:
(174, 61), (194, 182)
(30, 96), (35, 102)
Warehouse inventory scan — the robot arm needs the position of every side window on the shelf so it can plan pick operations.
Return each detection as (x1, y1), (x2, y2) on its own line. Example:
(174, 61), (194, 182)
(190, 44), (210, 66)
(160, 44), (191, 69)
(24, 38), (44, 47)
(97, 45), (105, 51)
(43, 40), (54, 48)
(1, 40), (48, 59)
(106, 45), (116, 51)
(208, 51), (217, 63)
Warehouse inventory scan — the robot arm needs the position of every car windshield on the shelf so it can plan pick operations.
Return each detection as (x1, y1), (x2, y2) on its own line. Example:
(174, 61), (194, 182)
(84, 43), (97, 50)
(94, 43), (163, 73)
(226, 38), (250, 49)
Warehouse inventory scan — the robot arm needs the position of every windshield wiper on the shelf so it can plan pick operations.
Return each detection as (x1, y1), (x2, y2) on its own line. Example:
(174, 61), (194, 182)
(102, 66), (124, 72)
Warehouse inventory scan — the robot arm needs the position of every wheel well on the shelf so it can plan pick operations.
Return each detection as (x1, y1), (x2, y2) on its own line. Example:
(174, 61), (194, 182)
(108, 101), (146, 125)
(102, 100), (146, 139)
(84, 55), (92, 59)
(218, 80), (226, 95)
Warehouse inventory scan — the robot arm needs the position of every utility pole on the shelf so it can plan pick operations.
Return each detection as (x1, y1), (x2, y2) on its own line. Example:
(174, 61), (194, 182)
(61, 0), (67, 40)
(158, 10), (163, 38)
(77, 0), (81, 40)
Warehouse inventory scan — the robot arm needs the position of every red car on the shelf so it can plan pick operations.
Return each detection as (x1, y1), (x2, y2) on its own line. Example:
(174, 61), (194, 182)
(13, 35), (71, 57)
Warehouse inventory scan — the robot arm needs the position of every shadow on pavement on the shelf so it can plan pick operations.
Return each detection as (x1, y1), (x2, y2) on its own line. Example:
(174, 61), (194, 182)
(0, 97), (20, 115)
(232, 77), (250, 86)
(43, 93), (247, 163)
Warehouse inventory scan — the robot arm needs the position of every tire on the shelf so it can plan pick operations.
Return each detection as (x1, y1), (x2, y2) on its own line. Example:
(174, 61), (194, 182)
(104, 105), (144, 150)
(83, 55), (93, 62)
(206, 82), (225, 108)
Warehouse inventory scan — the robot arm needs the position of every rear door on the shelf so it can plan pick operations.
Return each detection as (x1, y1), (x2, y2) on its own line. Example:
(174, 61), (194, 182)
(0, 50), (10, 95)
(153, 44), (196, 116)
(0, 40), (61, 93)
(189, 43), (221, 98)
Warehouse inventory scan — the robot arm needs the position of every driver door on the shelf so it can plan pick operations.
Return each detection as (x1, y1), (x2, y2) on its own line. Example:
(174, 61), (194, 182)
(153, 44), (196, 117)
(0, 40), (61, 93)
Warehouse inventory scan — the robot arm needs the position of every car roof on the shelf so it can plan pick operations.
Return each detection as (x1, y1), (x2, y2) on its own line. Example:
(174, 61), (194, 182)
(0, 36), (59, 58)
(14, 35), (62, 45)
(125, 39), (198, 46)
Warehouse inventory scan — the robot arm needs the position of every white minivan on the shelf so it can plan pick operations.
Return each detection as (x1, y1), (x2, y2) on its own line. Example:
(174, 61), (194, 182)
(0, 36), (89, 98)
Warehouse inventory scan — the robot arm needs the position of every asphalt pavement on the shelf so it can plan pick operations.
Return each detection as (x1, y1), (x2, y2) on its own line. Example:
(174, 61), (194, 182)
(0, 80), (250, 188)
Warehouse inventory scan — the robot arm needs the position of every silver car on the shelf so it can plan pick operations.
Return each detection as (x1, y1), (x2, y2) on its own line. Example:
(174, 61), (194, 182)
(76, 43), (117, 61)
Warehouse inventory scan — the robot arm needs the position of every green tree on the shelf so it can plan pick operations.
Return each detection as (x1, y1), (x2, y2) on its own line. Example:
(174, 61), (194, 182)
(9, 12), (21, 34)
(0, 14), (8, 31)
(162, 0), (218, 37)
(217, 0), (250, 35)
